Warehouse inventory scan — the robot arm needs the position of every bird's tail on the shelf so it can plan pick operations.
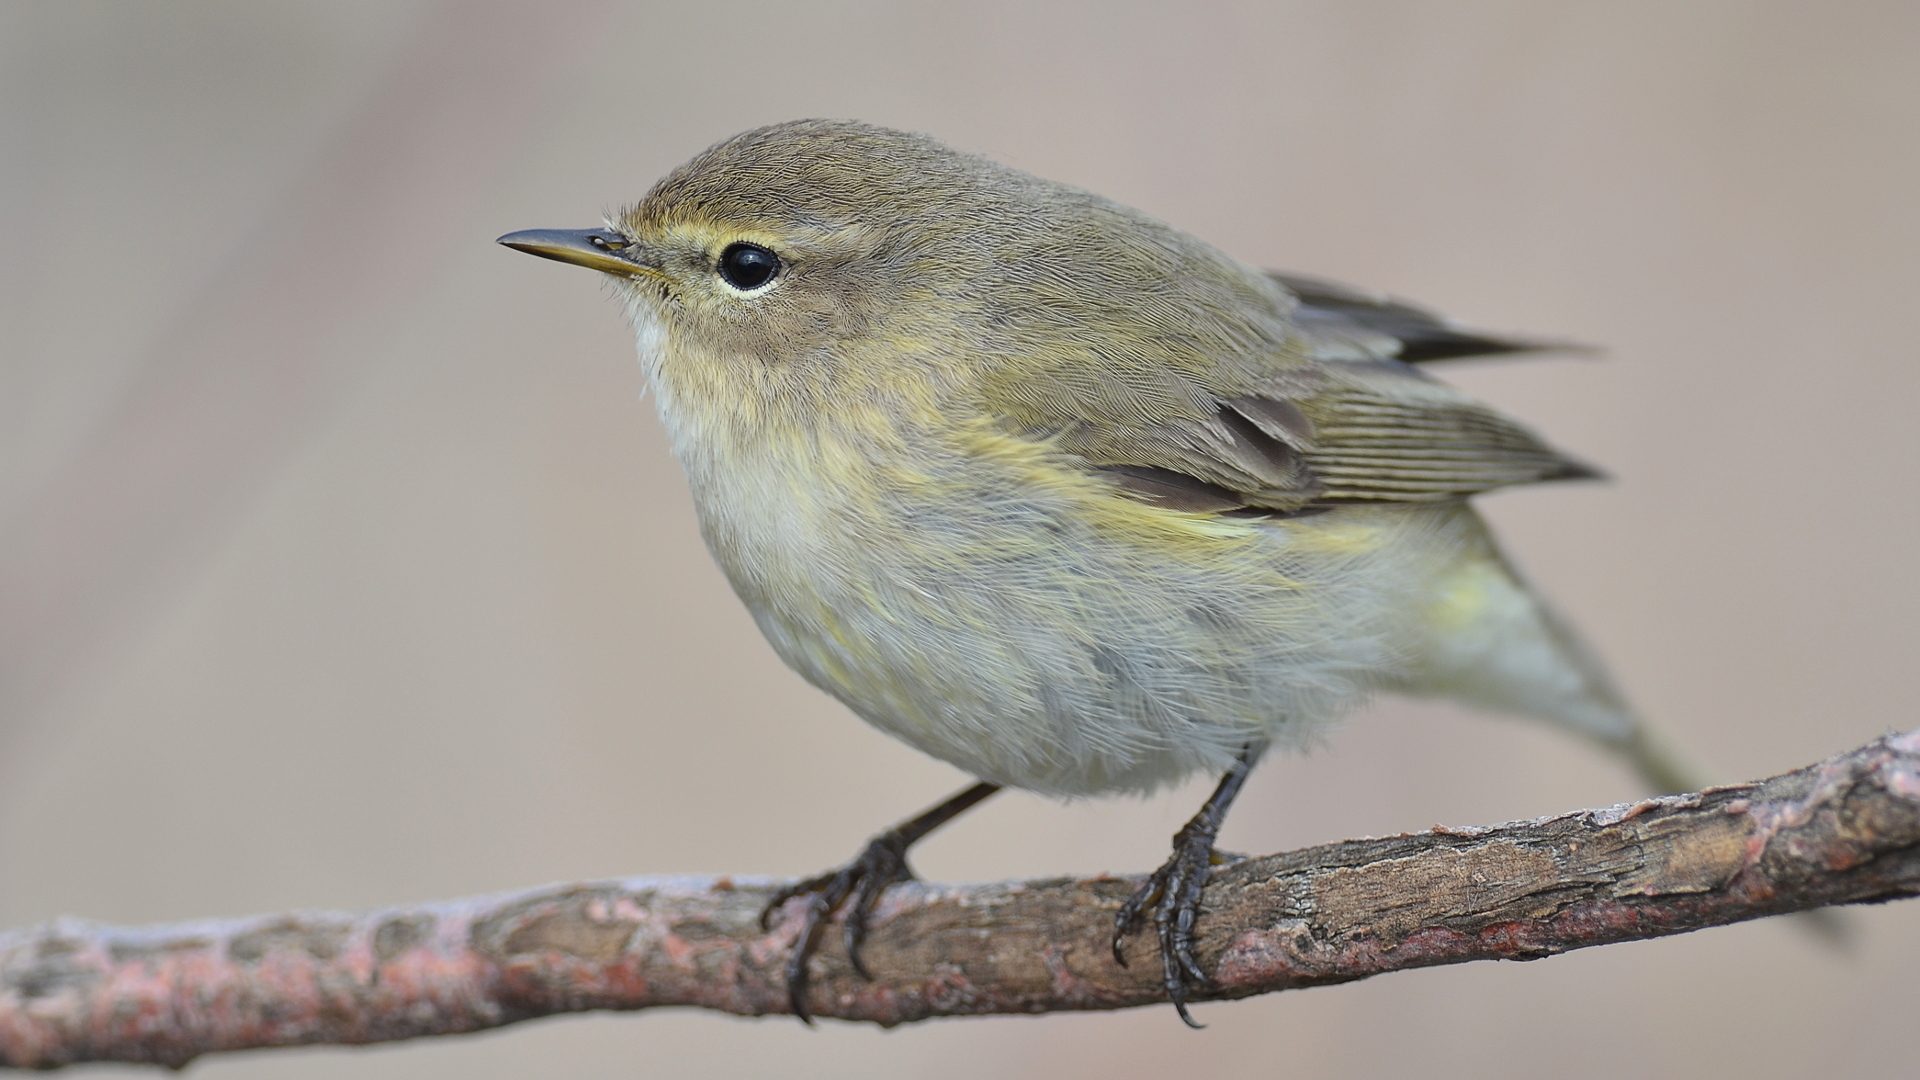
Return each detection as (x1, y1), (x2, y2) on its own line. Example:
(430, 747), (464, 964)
(1385, 504), (1658, 768)
(1597, 717), (1703, 797)
(1386, 503), (1700, 796)
(1388, 504), (1849, 941)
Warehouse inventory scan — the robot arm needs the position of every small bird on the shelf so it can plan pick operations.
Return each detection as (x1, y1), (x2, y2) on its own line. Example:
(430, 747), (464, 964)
(499, 119), (1689, 1026)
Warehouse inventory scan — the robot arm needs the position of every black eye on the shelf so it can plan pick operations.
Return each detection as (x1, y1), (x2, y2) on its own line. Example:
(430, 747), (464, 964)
(717, 242), (780, 291)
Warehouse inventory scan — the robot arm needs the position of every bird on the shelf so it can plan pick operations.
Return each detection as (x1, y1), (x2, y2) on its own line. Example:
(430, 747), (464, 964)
(497, 119), (1688, 1027)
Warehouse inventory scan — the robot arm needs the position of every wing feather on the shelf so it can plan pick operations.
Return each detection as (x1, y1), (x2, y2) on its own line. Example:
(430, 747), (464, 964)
(976, 271), (1598, 513)
(1269, 271), (1580, 364)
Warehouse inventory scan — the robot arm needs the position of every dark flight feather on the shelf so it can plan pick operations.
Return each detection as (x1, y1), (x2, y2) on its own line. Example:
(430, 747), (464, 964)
(1269, 271), (1585, 364)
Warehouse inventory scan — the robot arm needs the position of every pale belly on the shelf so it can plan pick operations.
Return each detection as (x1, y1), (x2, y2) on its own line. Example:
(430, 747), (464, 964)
(691, 462), (1468, 797)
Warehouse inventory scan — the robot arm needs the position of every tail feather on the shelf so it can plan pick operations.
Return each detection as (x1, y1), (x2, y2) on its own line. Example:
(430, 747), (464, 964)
(1599, 720), (1704, 798)
(1388, 510), (1851, 943)
(1390, 504), (1700, 796)
(1387, 505), (1641, 745)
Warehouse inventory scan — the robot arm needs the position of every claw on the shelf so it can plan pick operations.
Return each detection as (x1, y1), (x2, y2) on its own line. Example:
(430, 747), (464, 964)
(782, 893), (832, 1025)
(1110, 745), (1262, 1027)
(762, 836), (913, 1021)
(756, 782), (1002, 1023)
(1116, 819), (1221, 1027)
(760, 871), (832, 932)
(844, 869), (896, 980)
(1111, 876), (1164, 966)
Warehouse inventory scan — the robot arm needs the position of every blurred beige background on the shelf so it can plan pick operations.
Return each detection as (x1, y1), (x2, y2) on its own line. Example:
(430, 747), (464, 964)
(4, 1), (1917, 1076)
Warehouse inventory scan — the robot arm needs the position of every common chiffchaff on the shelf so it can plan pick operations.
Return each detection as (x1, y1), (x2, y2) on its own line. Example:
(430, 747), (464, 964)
(500, 119), (1684, 1025)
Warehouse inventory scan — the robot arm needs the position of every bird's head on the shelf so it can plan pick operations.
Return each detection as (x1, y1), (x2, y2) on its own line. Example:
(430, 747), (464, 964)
(500, 120), (1294, 428)
(500, 120), (1026, 389)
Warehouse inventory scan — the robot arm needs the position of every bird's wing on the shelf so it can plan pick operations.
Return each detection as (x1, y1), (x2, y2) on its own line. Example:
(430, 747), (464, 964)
(1267, 271), (1582, 364)
(978, 276), (1598, 515)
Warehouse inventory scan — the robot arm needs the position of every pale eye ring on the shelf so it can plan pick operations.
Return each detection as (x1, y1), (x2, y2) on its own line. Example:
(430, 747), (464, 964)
(717, 242), (780, 291)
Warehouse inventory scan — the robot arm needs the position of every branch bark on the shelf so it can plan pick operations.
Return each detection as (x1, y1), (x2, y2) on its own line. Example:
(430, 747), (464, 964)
(4, 730), (1918, 1070)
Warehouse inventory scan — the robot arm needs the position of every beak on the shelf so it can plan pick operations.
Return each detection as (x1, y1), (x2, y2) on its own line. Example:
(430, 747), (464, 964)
(496, 227), (656, 277)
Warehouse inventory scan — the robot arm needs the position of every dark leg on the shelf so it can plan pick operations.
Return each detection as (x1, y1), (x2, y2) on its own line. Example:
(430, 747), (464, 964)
(761, 781), (1001, 1023)
(1112, 744), (1262, 1029)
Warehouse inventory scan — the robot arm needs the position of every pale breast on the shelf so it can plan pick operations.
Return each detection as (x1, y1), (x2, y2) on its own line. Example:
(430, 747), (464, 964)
(668, 408), (1444, 796)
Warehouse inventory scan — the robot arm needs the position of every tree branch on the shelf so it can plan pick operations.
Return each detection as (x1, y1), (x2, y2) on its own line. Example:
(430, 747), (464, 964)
(4, 730), (1918, 1070)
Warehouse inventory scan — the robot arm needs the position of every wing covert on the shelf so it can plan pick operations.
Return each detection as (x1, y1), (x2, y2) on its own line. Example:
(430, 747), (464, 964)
(978, 274), (1599, 513)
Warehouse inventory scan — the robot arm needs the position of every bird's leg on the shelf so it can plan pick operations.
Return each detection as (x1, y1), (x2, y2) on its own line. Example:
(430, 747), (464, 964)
(761, 780), (1001, 1023)
(1112, 744), (1262, 1029)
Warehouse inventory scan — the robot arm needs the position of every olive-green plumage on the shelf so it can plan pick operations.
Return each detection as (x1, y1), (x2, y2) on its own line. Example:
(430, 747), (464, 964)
(505, 119), (1675, 798)
(499, 119), (1707, 1023)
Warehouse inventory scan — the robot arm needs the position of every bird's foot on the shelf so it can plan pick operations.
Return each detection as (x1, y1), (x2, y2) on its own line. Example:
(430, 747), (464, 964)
(760, 830), (916, 1023)
(758, 781), (1000, 1024)
(1112, 817), (1224, 1028)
